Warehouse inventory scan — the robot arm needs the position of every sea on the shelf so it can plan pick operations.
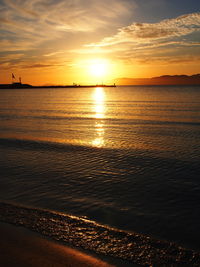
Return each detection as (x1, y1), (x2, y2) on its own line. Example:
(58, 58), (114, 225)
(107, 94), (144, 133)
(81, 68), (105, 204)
(0, 85), (200, 265)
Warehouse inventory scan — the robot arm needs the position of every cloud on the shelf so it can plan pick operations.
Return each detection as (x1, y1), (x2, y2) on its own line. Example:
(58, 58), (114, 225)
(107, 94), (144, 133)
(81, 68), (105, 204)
(1, 1), (199, 76)
(0, 0), (135, 60)
(22, 63), (58, 68)
(0, 53), (24, 61)
(0, 57), (66, 70)
(44, 51), (62, 57)
(88, 12), (200, 47)
(1, 0), (134, 33)
(81, 12), (200, 66)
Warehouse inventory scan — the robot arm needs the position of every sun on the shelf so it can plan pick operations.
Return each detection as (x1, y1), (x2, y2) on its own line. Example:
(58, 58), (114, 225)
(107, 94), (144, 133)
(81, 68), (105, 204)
(88, 59), (109, 78)
(75, 58), (114, 84)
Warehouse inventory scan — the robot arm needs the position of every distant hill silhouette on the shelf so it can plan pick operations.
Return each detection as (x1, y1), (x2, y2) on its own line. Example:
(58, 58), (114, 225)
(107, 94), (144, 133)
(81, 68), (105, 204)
(115, 74), (200, 85)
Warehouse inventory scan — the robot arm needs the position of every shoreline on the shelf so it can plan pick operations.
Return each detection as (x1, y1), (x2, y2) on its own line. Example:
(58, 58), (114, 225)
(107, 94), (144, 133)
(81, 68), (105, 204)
(1, 202), (200, 266)
(0, 222), (137, 267)
(0, 84), (116, 89)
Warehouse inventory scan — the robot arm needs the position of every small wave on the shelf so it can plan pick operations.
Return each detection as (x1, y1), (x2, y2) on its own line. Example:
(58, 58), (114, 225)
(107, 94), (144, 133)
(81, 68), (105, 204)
(1, 111), (200, 127)
(0, 202), (199, 266)
(0, 137), (98, 153)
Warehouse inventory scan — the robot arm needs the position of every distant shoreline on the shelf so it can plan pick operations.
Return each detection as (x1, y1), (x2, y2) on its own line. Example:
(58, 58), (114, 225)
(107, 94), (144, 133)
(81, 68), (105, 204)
(1, 74), (200, 88)
(115, 74), (200, 86)
(1, 83), (200, 89)
(0, 83), (116, 89)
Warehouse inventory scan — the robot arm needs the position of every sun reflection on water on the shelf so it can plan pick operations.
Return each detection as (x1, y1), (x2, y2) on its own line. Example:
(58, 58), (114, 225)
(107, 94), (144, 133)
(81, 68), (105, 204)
(92, 87), (105, 147)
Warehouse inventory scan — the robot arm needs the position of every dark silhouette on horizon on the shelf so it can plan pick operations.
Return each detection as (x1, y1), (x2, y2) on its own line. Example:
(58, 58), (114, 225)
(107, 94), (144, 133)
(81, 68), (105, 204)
(115, 74), (200, 85)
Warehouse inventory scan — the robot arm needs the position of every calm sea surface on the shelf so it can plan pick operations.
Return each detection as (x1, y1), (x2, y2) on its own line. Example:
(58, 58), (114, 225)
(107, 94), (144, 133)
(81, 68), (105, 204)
(0, 86), (200, 256)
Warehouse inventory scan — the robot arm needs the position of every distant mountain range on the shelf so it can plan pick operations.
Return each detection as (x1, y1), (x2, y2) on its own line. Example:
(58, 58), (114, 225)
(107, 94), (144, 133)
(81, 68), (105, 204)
(115, 74), (200, 85)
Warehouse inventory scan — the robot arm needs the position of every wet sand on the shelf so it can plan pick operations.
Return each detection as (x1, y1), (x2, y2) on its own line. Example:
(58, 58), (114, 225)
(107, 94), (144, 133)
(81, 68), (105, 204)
(0, 222), (136, 267)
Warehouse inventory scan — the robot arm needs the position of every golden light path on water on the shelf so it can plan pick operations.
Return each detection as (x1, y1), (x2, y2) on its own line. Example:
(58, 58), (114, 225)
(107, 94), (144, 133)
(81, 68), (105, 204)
(92, 87), (105, 147)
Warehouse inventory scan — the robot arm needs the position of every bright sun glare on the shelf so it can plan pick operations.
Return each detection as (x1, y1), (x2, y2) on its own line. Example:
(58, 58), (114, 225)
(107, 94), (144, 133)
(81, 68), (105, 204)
(88, 59), (108, 78)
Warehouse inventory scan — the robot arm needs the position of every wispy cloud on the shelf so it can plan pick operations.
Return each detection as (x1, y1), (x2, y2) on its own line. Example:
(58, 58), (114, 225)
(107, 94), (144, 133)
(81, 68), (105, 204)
(83, 12), (200, 66)
(87, 12), (200, 47)
(0, 0), (134, 64)
(1, 0), (133, 35)
(21, 63), (61, 69)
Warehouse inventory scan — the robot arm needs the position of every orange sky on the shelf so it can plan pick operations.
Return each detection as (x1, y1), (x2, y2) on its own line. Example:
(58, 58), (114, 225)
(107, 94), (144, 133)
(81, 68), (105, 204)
(0, 0), (200, 85)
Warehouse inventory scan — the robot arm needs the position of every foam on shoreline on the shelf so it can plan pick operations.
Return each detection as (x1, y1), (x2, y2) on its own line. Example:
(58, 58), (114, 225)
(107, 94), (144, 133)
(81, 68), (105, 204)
(0, 222), (120, 267)
(0, 202), (200, 266)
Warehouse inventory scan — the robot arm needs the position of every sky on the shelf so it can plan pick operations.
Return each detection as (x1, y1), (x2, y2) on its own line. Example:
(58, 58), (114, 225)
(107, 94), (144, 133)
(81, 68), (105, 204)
(0, 0), (200, 85)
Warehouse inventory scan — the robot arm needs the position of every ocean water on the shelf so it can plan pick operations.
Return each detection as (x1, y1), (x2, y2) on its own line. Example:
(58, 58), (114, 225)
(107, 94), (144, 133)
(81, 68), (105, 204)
(0, 86), (200, 264)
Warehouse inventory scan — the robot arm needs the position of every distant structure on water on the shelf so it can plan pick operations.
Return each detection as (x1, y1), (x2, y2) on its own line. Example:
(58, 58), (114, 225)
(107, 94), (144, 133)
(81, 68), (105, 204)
(11, 73), (23, 87)
(0, 74), (116, 89)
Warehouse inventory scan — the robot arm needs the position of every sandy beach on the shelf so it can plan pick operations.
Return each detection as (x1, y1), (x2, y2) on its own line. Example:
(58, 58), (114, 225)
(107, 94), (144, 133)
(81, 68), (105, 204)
(0, 222), (136, 267)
